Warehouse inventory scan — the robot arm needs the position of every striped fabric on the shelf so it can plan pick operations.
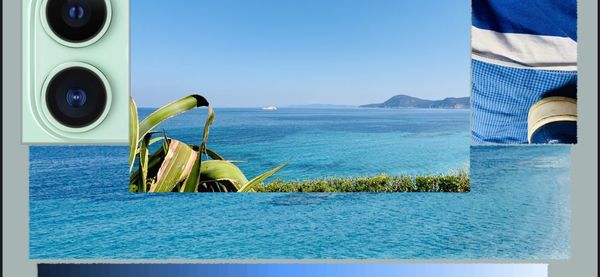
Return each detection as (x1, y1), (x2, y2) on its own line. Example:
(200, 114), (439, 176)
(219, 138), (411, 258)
(471, 0), (577, 144)
(472, 0), (577, 40)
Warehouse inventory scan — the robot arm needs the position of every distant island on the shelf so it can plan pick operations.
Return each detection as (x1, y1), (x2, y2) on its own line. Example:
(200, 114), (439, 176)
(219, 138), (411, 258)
(361, 95), (469, 109)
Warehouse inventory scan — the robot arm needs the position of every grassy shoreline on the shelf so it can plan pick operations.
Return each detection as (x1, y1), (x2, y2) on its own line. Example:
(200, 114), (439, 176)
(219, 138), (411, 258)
(254, 170), (469, 192)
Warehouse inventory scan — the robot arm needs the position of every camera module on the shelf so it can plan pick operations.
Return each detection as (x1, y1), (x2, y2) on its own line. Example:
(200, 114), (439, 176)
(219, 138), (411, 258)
(45, 66), (108, 128)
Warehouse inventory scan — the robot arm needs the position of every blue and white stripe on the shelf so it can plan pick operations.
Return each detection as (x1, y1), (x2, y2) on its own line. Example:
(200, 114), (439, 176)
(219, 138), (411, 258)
(471, 0), (577, 144)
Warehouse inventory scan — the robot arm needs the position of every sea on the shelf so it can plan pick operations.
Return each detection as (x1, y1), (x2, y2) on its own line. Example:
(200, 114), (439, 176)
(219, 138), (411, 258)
(29, 108), (570, 259)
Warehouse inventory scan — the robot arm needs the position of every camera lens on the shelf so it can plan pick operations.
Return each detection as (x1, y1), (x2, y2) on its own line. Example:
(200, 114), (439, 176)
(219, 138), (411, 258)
(65, 88), (87, 107)
(45, 67), (108, 128)
(68, 6), (84, 20)
(46, 0), (108, 43)
(65, 5), (86, 26)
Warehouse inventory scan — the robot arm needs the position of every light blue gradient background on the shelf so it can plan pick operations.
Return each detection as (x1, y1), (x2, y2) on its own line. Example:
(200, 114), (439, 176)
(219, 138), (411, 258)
(38, 264), (547, 277)
(131, 0), (470, 107)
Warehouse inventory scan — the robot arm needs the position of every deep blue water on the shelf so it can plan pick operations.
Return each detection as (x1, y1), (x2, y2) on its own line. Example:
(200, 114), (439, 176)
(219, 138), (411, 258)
(29, 109), (570, 259)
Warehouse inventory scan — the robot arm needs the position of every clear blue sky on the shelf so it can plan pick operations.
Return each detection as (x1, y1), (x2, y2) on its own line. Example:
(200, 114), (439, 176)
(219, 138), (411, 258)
(132, 0), (470, 107)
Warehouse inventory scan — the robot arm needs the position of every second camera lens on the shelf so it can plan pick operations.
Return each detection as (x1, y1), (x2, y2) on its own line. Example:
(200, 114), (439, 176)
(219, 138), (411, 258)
(45, 66), (108, 128)
(46, 0), (108, 43)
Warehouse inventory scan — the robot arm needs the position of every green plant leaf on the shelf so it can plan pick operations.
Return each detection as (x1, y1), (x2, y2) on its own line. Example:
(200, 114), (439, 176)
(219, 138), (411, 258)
(129, 94), (288, 193)
(130, 146), (166, 187)
(138, 95), (209, 142)
(180, 106), (215, 192)
(150, 140), (198, 192)
(128, 97), (139, 172)
(205, 148), (224, 160)
(200, 106), (215, 154)
(189, 145), (224, 160)
(134, 136), (166, 155)
(199, 160), (249, 191)
(148, 137), (164, 146)
(238, 162), (287, 192)
(180, 156), (201, 192)
(139, 133), (152, 192)
(179, 145), (226, 192)
(180, 145), (201, 192)
(161, 129), (170, 154)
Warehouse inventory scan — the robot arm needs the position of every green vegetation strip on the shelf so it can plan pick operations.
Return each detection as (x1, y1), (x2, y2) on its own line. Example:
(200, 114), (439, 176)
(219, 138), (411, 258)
(254, 171), (469, 192)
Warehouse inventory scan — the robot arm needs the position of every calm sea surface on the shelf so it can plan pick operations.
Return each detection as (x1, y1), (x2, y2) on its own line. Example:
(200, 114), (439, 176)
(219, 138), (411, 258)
(29, 108), (570, 259)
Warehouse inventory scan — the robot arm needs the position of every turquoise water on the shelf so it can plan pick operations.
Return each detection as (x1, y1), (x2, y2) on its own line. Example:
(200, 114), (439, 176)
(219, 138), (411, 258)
(29, 109), (570, 259)
(138, 108), (470, 179)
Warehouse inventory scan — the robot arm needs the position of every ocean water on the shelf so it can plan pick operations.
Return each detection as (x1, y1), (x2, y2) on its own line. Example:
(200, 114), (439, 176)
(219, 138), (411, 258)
(137, 108), (470, 179)
(29, 109), (570, 259)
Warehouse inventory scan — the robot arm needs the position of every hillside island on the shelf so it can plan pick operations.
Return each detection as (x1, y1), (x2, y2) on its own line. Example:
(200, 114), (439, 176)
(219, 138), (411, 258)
(361, 95), (470, 109)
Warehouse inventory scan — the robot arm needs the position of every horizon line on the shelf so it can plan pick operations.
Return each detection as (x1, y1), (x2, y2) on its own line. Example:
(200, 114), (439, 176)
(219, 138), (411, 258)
(136, 95), (471, 109)
(137, 106), (472, 109)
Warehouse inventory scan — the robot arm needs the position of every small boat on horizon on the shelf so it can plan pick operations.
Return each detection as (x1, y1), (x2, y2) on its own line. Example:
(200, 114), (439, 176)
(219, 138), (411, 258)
(262, 105), (278, 111)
